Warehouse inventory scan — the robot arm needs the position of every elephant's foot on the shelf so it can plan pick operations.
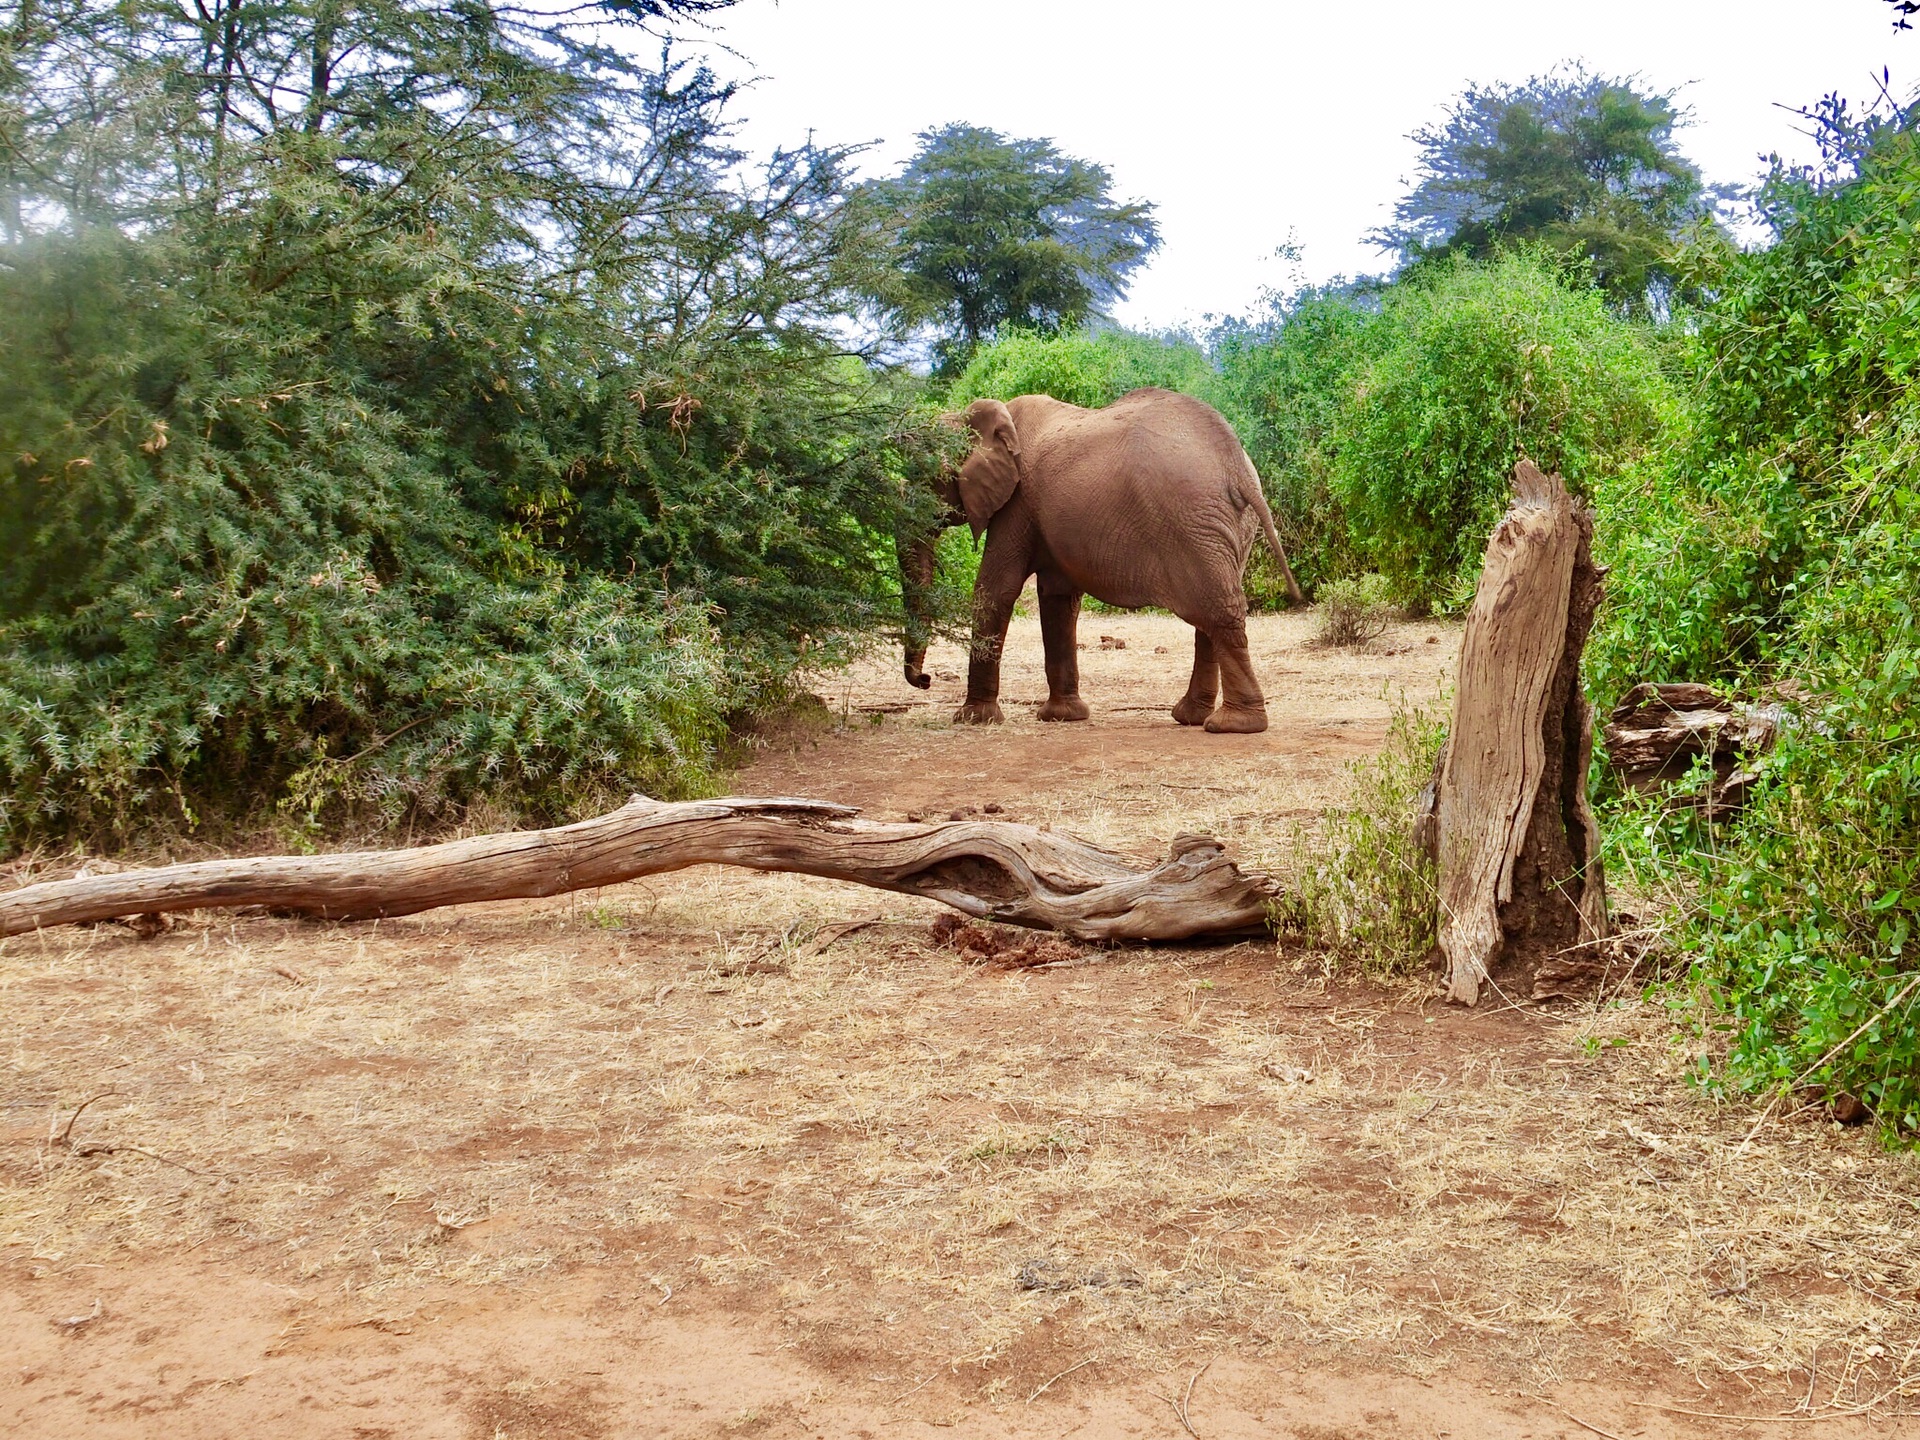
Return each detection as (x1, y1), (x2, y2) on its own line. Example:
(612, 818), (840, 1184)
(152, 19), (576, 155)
(1171, 694), (1215, 726)
(1036, 695), (1090, 722)
(954, 699), (1005, 725)
(1204, 704), (1269, 734)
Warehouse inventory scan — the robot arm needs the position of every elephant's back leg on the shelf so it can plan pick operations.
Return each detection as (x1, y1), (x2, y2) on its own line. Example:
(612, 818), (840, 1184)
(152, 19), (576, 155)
(1170, 589), (1269, 735)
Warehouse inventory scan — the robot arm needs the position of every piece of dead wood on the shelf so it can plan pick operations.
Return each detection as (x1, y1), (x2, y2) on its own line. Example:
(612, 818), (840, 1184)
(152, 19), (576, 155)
(1533, 1396), (1628, 1440)
(1150, 1357), (1213, 1439)
(1603, 681), (1788, 818)
(56, 1299), (103, 1335)
(0, 796), (1278, 944)
(48, 1091), (226, 1179)
(1026, 1355), (1100, 1404)
(1433, 463), (1607, 1005)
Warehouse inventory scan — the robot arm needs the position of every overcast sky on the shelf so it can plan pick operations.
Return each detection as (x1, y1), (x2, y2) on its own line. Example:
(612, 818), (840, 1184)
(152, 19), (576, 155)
(691, 1), (1907, 330)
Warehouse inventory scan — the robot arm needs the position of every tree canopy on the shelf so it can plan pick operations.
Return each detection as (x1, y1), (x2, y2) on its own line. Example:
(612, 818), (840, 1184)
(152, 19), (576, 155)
(863, 124), (1161, 372)
(0, 0), (939, 843)
(1375, 68), (1715, 310)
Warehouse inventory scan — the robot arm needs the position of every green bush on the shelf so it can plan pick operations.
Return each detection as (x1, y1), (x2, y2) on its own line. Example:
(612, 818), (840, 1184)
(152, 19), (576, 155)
(0, 14), (930, 850)
(1315, 573), (1394, 648)
(1331, 251), (1674, 613)
(946, 327), (1216, 411)
(1284, 704), (1446, 974)
(1591, 97), (1920, 1134)
(1212, 285), (1383, 595)
(0, 230), (729, 844)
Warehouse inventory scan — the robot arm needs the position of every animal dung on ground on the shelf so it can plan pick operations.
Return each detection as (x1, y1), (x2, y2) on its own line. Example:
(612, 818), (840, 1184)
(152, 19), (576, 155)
(928, 913), (1080, 968)
(1098, 635), (1126, 650)
(1260, 1061), (1315, 1083)
(983, 802), (1003, 814)
(1154, 645), (1168, 654)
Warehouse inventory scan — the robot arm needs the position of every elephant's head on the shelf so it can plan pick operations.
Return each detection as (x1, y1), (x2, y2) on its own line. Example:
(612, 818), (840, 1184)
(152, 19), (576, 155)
(894, 400), (1025, 689)
(954, 398), (1025, 537)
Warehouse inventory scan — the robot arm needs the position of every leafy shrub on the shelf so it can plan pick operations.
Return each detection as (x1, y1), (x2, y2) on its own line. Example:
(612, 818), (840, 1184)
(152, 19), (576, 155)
(1212, 284), (1383, 595)
(1284, 704), (1446, 973)
(0, 14), (931, 850)
(1331, 251), (1674, 613)
(1315, 574), (1394, 648)
(0, 231), (731, 845)
(1591, 94), (1920, 1134)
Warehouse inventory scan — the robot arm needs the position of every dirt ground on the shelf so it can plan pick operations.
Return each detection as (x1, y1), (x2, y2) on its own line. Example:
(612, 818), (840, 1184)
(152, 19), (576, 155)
(5, 608), (1919, 1439)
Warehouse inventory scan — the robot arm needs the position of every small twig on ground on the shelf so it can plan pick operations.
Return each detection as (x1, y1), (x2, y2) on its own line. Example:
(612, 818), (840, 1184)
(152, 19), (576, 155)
(809, 915), (882, 956)
(1151, 1358), (1212, 1437)
(50, 1091), (226, 1178)
(67, 1140), (226, 1178)
(1626, 1395), (1909, 1422)
(892, 1373), (936, 1404)
(270, 963), (309, 985)
(53, 1091), (121, 1147)
(1026, 1355), (1099, 1404)
(1535, 1396), (1627, 1440)
(56, 1298), (103, 1334)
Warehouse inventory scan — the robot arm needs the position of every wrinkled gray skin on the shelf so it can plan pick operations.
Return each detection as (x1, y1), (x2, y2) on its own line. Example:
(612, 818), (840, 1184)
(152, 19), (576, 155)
(900, 388), (1303, 734)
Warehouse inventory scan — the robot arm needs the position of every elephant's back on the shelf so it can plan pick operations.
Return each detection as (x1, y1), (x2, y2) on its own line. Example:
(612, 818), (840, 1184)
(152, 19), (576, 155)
(1023, 390), (1258, 610)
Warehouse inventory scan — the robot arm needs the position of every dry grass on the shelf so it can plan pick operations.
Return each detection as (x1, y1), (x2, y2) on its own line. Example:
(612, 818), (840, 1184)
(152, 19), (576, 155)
(3, 611), (1917, 1423)
(4, 900), (1917, 1416)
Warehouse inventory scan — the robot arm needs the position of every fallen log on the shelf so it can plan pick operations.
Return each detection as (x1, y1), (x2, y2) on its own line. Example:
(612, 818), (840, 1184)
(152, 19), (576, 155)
(0, 795), (1279, 943)
(1602, 682), (1786, 818)
(1433, 462), (1608, 1005)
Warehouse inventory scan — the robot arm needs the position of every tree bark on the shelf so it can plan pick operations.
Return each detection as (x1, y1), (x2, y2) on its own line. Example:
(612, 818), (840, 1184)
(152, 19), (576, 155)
(0, 796), (1278, 944)
(1434, 462), (1607, 1005)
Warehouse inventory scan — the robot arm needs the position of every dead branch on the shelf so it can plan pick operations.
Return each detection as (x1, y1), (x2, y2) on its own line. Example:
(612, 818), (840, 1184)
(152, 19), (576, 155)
(0, 796), (1278, 944)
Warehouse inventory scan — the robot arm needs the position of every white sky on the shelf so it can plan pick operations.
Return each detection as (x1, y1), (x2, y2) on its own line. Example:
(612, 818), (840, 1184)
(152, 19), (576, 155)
(692, 1), (1907, 330)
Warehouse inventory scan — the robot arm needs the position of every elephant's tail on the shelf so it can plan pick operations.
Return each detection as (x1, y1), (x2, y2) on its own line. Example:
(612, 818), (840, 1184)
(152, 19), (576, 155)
(1238, 452), (1305, 606)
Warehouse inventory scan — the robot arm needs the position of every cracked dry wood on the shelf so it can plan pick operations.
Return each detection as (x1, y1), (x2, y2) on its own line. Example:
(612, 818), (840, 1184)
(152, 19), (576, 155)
(1435, 462), (1607, 1005)
(0, 796), (1279, 943)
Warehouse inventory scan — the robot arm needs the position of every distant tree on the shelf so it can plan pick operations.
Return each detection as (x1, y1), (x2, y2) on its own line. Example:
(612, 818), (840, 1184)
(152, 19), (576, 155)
(1376, 68), (1716, 311)
(865, 124), (1160, 372)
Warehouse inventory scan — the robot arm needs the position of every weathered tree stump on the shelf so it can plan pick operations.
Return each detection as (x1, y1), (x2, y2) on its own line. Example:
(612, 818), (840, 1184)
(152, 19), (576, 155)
(1433, 462), (1608, 1004)
(0, 795), (1279, 943)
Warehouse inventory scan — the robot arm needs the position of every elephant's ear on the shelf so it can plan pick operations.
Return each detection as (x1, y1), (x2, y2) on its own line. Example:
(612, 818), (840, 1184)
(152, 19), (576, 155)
(957, 399), (1023, 537)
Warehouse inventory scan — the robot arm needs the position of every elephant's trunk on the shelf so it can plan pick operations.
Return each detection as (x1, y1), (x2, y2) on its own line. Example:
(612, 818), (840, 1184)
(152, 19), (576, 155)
(896, 528), (938, 689)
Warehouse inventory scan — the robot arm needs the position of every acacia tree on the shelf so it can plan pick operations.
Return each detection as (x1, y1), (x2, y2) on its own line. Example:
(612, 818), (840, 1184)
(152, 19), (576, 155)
(864, 124), (1160, 372)
(1376, 67), (1716, 311)
(0, 0), (929, 844)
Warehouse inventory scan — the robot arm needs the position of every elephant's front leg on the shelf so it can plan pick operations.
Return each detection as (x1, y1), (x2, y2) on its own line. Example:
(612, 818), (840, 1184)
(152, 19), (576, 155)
(954, 535), (1029, 725)
(1036, 581), (1090, 722)
(1171, 628), (1219, 726)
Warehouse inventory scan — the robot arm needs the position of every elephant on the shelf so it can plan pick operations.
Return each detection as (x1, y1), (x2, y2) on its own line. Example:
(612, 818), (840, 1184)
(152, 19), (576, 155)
(899, 387), (1304, 734)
